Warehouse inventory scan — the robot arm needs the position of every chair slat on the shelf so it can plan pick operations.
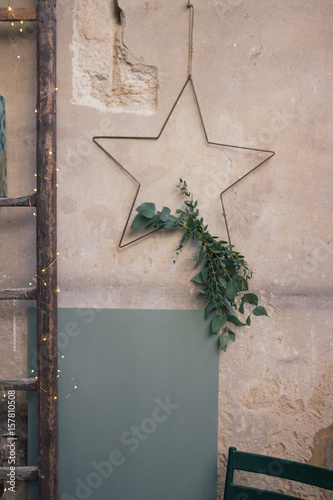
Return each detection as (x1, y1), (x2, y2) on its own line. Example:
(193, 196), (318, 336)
(224, 447), (333, 500)
(228, 484), (304, 500)
(234, 450), (333, 490)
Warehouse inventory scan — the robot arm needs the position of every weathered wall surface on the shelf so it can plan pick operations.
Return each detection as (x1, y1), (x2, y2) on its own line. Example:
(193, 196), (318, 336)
(0, 0), (332, 498)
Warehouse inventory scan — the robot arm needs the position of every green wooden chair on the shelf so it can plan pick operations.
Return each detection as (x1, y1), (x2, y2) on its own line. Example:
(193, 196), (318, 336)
(223, 447), (333, 499)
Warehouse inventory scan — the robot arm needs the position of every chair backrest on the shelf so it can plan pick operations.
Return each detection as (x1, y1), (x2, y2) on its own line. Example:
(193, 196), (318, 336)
(223, 447), (333, 500)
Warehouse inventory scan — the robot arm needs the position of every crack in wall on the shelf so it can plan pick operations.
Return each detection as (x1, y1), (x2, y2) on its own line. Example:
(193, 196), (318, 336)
(113, 0), (123, 25)
(72, 0), (158, 114)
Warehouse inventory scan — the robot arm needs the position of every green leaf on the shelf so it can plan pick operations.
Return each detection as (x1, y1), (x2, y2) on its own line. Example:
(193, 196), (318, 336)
(252, 306), (269, 317)
(219, 334), (228, 352)
(239, 293), (259, 314)
(191, 272), (204, 284)
(201, 265), (209, 284)
(194, 250), (206, 268)
(159, 206), (171, 222)
(226, 275), (249, 301)
(218, 277), (228, 289)
(211, 315), (228, 335)
(227, 315), (246, 327)
(204, 301), (216, 320)
(136, 202), (156, 218)
(226, 281), (237, 301)
(150, 214), (166, 227)
(242, 293), (258, 306)
(241, 277), (249, 291)
(130, 213), (152, 229)
(179, 230), (191, 248)
(246, 315), (251, 326)
(227, 328), (236, 342)
(164, 217), (179, 229)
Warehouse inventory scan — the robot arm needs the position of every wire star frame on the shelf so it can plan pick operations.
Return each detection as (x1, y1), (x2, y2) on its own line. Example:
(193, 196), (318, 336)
(93, 1), (275, 248)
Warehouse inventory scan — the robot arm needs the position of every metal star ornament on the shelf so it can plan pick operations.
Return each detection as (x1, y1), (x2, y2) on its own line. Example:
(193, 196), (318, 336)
(93, 76), (274, 247)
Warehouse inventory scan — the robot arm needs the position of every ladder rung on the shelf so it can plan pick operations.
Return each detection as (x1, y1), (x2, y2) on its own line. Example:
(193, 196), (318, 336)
(0, 466), (38, 481)
(0, 193), (36, 207)
(0, 288), (37, 300)
(0, 378), (37, 391)
(0, 8), (36, 21)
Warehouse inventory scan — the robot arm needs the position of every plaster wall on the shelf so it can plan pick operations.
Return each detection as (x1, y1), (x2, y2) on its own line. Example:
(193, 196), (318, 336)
(0, 0), (332, 498)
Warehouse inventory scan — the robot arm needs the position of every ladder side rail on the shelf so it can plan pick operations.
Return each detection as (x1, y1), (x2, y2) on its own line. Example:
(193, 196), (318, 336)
(36, 1), (58, 499)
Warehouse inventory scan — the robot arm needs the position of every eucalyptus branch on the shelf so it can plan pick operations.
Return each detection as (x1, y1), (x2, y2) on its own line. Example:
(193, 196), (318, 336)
(130, 179), (268, 351)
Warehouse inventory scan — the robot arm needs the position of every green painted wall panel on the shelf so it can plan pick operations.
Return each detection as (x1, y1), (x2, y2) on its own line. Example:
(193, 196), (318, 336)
(28, 308), (219, 500)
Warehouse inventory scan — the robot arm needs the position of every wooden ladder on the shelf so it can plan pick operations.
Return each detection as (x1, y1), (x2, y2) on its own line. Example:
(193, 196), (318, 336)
(0, 2), (58, 499)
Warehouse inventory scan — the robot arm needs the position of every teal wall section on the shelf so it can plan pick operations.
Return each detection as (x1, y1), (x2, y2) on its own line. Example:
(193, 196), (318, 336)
(28, 308), (219, 500)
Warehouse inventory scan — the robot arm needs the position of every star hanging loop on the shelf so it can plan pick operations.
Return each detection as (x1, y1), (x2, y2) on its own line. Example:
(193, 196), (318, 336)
(93, 2), (275, 248)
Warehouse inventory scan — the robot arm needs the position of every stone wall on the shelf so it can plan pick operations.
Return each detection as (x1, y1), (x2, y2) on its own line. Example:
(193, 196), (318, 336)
(0, 0), (332, 498)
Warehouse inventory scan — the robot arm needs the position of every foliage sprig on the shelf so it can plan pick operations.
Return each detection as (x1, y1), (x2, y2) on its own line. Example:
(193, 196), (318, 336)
(131, 179), (268, 351)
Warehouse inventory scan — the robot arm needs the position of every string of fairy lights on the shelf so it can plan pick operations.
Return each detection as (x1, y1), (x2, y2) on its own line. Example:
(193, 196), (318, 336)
(3, 6), (34, 64)
(2, 7), (60, 292)
(1, 12), (77, 496)
(1, 368), (79, 402)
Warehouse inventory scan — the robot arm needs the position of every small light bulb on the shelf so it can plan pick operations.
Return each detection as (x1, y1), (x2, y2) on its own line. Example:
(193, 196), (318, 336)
(17, 55), (20, 59)
(43, 337), (47, 341)
(35, 376), (38, 380)
(34, 173), (37, 176)
(55, 87), (58, 91)
(31, 369), (35, 373)
(56, 252), (60, 255)
(35, 109), (37, 113)
(56, 184), (59, 188)
(20, 28), (23, 32)
(33, 212), (36, 216)
(29, 282), (32, 286)
(54, 396), (57, 400)
(34, 188), (37, 192)
(11, 22), (14, 26)
(20, 20), (24, 24)
(49, 150), (53, 155)
(8, 6), (12, 11)
(61, 355), (64, 359)
(74, 385), (78, 389)
(42, 269), (45, 272)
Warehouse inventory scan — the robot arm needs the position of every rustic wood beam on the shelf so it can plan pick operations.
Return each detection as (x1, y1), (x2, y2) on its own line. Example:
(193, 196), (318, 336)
(0, 466), (38, 481)
(0, 8), (37, 22)
(0, 95), (6, 197)
(0, 288), (37, 300)
(0, 193), (36, 207)
(0, 378), (37, 391)
(36, 1), (58, 498)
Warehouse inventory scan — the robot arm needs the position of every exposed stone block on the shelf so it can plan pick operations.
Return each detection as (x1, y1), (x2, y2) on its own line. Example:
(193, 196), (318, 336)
(72, 0), (158, 114)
